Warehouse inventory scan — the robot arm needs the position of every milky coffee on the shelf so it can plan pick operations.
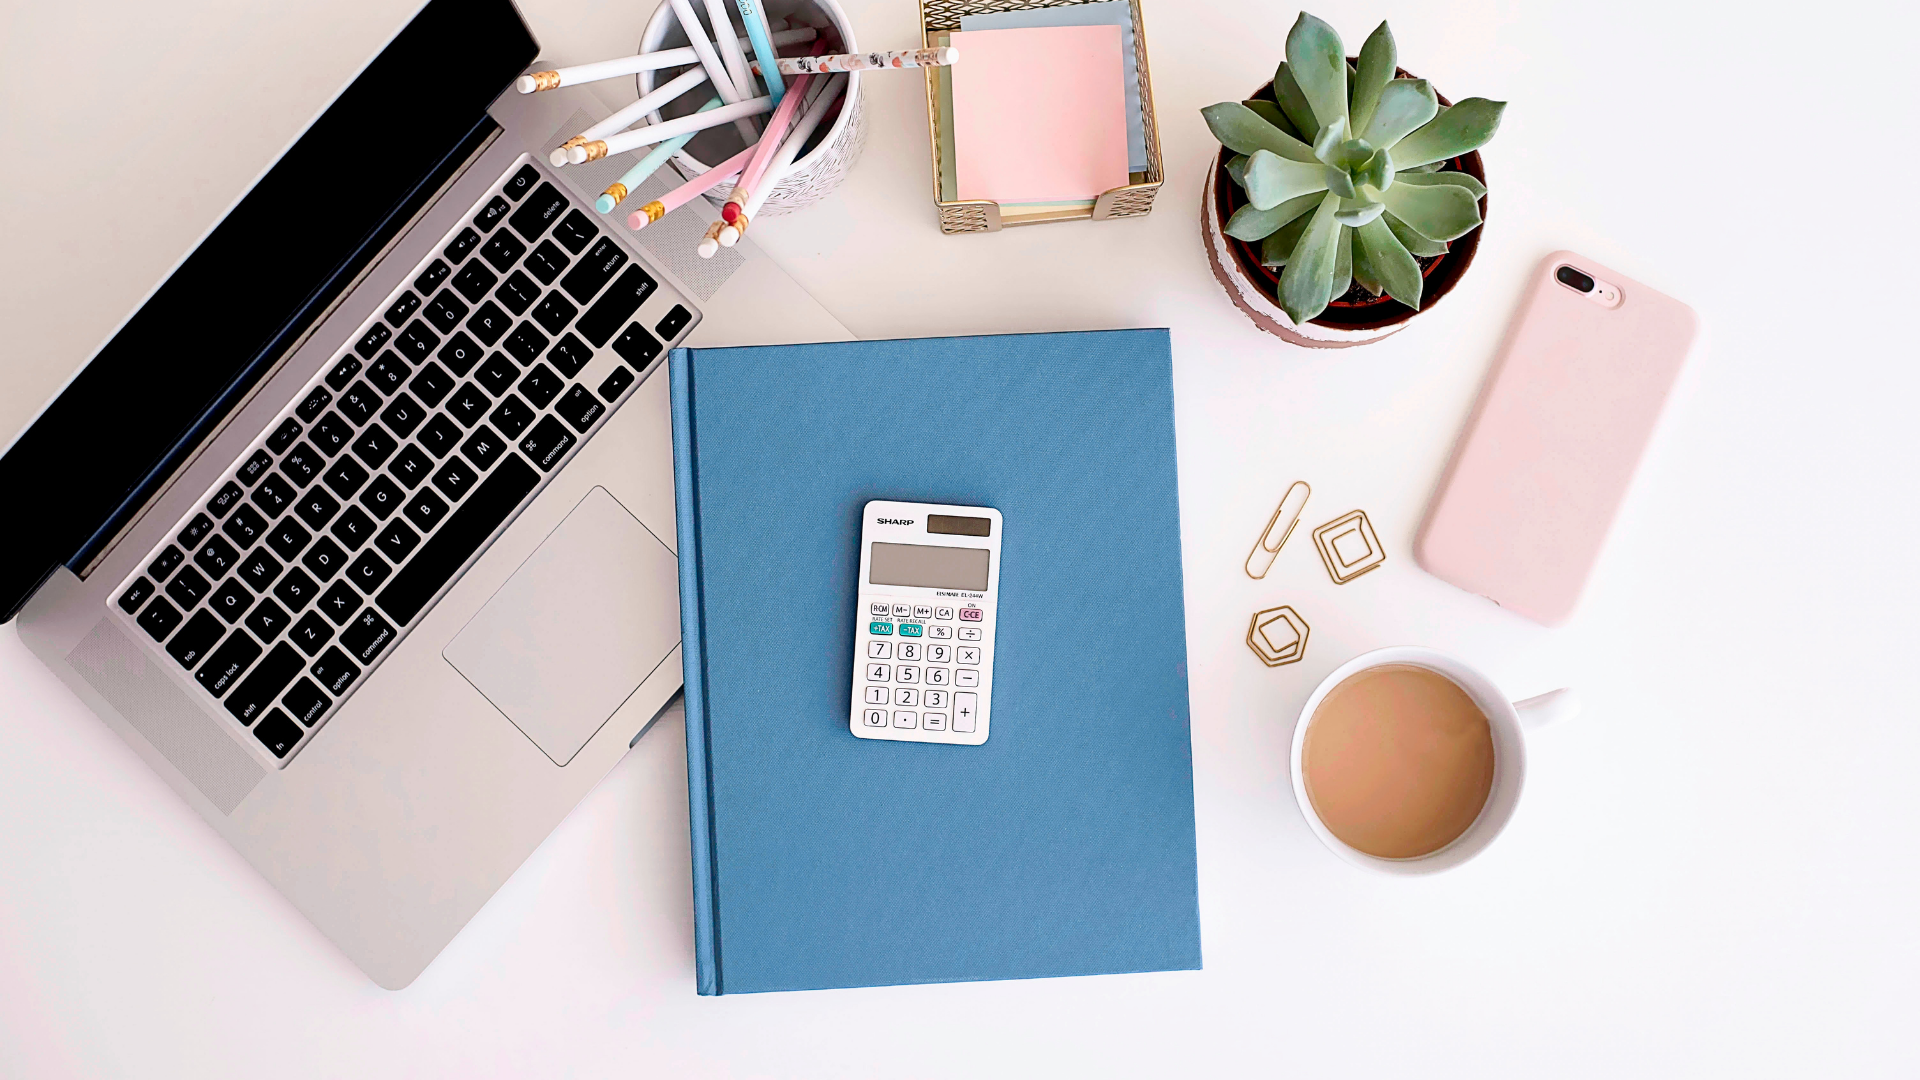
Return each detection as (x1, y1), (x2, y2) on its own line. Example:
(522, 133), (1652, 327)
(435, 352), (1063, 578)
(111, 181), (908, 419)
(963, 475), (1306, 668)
(1301, 664), (1496, 859)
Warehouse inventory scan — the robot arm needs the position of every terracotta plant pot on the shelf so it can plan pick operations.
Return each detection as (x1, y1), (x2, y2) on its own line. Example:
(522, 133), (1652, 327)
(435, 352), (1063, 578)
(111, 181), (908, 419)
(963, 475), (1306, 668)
(1201, 74), (1488, 348)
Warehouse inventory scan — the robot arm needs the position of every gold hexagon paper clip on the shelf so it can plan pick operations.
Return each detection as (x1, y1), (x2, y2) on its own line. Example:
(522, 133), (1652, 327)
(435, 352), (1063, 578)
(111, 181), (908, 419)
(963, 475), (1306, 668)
(1246, 606), (1310, 667)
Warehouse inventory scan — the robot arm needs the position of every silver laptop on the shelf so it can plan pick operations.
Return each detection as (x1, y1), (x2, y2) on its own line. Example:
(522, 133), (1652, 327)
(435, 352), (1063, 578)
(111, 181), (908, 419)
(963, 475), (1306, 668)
(1, 0), (692, 988)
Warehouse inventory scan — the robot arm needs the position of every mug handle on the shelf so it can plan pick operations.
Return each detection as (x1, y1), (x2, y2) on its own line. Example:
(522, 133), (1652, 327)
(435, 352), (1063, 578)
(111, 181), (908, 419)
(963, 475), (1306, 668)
(1513, 688), (1580, 731)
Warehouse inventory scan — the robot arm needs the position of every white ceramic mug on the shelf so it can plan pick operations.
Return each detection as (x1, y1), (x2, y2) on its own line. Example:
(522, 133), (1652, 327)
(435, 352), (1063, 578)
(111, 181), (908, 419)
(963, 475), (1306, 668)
(1290, 646), (1579, 875)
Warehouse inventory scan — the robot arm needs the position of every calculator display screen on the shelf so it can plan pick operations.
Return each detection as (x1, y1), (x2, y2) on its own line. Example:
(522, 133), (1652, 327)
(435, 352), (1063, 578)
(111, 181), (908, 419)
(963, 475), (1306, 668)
(868, 543), (990, 591)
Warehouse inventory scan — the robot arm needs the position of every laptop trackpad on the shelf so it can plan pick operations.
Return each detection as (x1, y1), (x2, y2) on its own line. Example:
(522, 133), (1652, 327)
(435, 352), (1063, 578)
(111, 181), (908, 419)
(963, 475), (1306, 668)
(444, 487), (680, 766)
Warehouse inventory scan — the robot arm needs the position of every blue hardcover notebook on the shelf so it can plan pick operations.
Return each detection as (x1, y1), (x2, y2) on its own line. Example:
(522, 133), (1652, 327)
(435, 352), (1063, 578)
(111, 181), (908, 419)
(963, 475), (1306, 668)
(670, 330), (1199, 994)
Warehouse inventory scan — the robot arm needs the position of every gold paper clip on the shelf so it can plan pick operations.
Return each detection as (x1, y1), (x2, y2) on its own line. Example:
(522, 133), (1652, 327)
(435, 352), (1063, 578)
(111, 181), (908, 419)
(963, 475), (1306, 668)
(1245, 481), (1311, 579)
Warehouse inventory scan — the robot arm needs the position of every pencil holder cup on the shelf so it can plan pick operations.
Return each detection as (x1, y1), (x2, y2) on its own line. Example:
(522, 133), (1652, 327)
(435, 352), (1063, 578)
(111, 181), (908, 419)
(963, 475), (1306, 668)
(637, 0), (867, 216)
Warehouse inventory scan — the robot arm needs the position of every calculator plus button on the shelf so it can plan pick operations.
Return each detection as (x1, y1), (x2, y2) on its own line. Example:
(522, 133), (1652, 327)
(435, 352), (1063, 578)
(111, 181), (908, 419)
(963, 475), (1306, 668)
(899, 623), (923, 638)
(922, 712), (948, 731)
(863, 686), (888, 705)
(957, 646), (981, 664)
(955, 668), (979, 687)
(935, 606), (954, 620)
(927, 645), (950, 663)
(958, 626), (982, 641)
(866, 663), (890, 681)
(867, 641), (892, 659)
(892, 603), (912, 618)
(926, 667), (949, 686)
(869, 621), (894, 635)
(895, 666), (919, 684)
(913, 605), (933, 619)
(893, 687), (918, 707)
(869, 601), (890, 617)
(863, 709), (888, 728)
(954, 693), (978, 732)
(928, 625), (953, 639)
(892, 711), (918, 729)
(897, 642), (921, 661)
(923, 689), (947, 709)
(959, 608), (983, 622)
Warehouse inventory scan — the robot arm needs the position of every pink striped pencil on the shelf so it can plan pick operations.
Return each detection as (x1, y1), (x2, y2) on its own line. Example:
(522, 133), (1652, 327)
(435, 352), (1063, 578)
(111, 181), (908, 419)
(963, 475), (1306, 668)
(626, 145), (755, 230)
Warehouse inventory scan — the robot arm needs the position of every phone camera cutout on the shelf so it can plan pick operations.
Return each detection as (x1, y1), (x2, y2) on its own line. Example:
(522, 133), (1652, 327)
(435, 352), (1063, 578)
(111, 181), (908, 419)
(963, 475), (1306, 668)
(1555, 264), (1622, 309)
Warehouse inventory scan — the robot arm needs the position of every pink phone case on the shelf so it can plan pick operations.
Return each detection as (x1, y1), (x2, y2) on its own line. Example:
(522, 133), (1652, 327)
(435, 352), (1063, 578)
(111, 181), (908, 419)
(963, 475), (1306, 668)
(1415, 251), (1698, 626)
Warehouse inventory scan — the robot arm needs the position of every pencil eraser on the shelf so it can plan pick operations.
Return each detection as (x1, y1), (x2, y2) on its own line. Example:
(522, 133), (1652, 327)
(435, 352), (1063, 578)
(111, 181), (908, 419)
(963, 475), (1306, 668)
(515, 75), (537, 94)
(718, 225), (741, 247)
(697, 238), (719, 259)
(566, 146), (589, 165)
(595, 194), (616, 214)
(721, 203), (740, 223)
(548, 148), (570, 167)
(628, 213), (648, 231)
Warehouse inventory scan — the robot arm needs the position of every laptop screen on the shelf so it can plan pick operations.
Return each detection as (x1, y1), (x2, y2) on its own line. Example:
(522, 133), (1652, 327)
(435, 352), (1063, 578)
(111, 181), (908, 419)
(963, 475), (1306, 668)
(0, 0), (538, 621)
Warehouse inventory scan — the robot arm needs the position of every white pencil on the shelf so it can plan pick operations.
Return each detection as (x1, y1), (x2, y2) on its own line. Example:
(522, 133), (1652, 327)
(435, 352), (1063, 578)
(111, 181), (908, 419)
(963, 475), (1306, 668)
(516, 28), (818, 93)
(548, 65), (709, 167)
(567, 95), (774, 163)
(714, 75), (844, 250)
(754, 47), (957, 75)
(597, 97), (724, 213)
(702, 0), (757, 115)
(667, 0), (758, 143)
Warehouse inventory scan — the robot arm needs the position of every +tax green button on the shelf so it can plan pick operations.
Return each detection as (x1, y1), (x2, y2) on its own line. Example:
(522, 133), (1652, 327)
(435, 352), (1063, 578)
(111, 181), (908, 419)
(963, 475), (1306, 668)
(899, 623), (924, 637)
(869, 622), (894, 635)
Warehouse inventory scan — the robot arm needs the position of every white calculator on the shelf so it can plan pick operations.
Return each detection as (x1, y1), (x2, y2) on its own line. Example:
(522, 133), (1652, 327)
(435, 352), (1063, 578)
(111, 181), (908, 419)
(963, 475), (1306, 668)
(849, 500), (1002, 745)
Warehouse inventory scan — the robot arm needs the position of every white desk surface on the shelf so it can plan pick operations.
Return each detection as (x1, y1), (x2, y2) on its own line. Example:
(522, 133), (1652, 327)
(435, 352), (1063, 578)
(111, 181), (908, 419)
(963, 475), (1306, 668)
(4, 0), (1917, 1075)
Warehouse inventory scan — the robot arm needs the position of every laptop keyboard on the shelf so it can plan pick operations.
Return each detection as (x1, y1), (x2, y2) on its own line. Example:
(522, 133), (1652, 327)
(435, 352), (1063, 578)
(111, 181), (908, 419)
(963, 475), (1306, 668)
(109, 156), (696, 766)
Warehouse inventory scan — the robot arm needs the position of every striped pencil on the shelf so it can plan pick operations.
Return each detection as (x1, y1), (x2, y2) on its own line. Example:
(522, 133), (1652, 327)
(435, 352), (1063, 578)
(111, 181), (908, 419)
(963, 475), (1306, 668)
(716, 75), (845, 249)
(733, 0), (787, 104)
(627, 145), (755, 230)
(754, 46), (957, 75)
(569, 95), (773, 163)
(597, 97), (724, 213)
(549, 65), (709, 167)
(515, 28), (817, 93)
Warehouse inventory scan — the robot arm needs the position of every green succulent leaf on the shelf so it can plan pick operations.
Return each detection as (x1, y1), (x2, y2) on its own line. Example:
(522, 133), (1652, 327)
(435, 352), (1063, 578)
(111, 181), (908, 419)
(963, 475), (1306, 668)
(1353, 216), (1424, 309)
(1226, 190), (1322, 241)
(1271, 64), (1320, 141)
(1286, 13), (1348, 132)
(1278, 191), (1344, 323)
(1323, 165), (1357, 199)
(1349, 22), (1396, 138)
(1391, 169), (1486, 199)
(1241, 99), (1300, 140)
(1226, 153), (1249, 188)
(1244, 149), (1331, 210)
(1385, 211), (1449, 256)
(1390, 98), (1507, 169)
(1203, 102), (1320, 163)
(1334, 199), (1385, 227)
(1377, 181), (1482, 241)
(1352, 243), (1385, 296)
(1311, 117), (1349, 165)
(1330, 225), (1354, 301)
(1355, 148), (1392, 192)
(1361, 79), (1439, 149)
(1261, 207), (1320, 266)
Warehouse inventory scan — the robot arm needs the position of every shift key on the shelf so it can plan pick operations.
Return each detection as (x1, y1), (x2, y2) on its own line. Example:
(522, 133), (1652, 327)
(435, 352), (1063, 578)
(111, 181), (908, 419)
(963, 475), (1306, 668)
(576, 264), (657, 347)
(559, 237), (628, 305)
(224, 643), (305, 725)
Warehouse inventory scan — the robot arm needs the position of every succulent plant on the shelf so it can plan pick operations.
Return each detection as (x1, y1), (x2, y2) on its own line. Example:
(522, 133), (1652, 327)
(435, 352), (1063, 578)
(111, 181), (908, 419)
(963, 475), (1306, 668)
(1203, 14), (1505, 325)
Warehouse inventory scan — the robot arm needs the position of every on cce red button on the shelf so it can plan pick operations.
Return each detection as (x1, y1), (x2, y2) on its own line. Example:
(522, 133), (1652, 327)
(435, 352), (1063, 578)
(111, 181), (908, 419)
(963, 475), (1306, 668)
(959, 608), (983, 622)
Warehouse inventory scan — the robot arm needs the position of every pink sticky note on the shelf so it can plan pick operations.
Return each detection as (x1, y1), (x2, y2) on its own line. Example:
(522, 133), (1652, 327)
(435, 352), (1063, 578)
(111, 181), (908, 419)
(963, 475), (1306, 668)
(949, 25), (1130, 205)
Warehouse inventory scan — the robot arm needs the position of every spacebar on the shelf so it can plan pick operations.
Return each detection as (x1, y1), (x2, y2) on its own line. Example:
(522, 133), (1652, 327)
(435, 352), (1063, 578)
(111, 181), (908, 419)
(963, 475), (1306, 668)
(376, 453), (540, 625)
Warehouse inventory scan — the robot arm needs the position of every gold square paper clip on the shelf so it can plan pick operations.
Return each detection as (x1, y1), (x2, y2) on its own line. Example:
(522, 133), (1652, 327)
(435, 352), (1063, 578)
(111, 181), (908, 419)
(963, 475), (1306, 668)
(1312, 510), (1385, 584)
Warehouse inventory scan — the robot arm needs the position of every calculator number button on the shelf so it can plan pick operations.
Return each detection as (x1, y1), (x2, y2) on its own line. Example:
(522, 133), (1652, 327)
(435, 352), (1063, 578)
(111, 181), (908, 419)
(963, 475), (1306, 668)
(866, 663), (890, 681)
(955, 668), (979, 687)
(897, 642), (921, 661)
(913, 605), (933, 619)
(925, 667), (949, 686)
(923, 690), (948, 709)
(935, 606), (954, 620)
(927, 645), (950, 663)
(899, 623), (923, 638)
(893, 711), (917, 729)
(895, 666), (919, 684)
(957, 647), (981, 664)
(864, 685), (888, 704)
(928, 625), (953, 640)
(893, 687), (918, 707)
(870, 601), (891, 617)
(958, 626), (982, 642)
(867, 641), (892, 659)
(892, 603), (912, 618)
(959, 608), (983, 622)
(954, 693), (978, 732)
(863, 709), (888, 728)
(869, 621), (894, 635)
(922, 712), (948, 731)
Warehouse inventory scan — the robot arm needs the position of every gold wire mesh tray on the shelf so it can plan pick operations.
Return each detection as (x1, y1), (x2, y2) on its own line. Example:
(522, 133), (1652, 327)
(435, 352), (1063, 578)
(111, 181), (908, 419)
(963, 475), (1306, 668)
(921, 0), (1163, 233)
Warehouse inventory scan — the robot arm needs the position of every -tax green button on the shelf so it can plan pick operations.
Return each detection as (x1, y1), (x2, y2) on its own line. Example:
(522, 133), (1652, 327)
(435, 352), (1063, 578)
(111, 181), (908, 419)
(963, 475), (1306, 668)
(869, 622), (894, 635)
(899, 623), (924, 637)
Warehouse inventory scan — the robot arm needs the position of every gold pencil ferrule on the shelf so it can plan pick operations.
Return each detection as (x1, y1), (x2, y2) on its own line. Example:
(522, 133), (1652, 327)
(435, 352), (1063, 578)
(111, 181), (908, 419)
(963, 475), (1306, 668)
(560, 136), (587, 150)
(603, 182), (628, 204)
(529, 70), (562, 92)
(641, 201), (665, 223)
(703, 220), (725, 240)
(582, 141), (608, 163)
(731, 213), (750, 236)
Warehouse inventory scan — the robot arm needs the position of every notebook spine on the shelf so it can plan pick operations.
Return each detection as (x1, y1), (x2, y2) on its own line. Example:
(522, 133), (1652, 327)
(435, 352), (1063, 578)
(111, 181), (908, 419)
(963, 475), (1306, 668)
(669, 348), (722, 996)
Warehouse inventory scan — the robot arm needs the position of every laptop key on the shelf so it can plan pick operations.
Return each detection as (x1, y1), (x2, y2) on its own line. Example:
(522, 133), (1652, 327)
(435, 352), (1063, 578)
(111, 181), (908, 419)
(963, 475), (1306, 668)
(252, 473), (297, 516)
(523, 241), (569, 284)
(438, 333), (483, 376)
(252, 709), (304, 758)
(325, 355), (362, 391)
(488, 394), (535, 439)
(294, 486), (341, 531)
(466, 301), (511, 345)
(295, 386), (333, 424)
(196, 630), (261, 697)
(227, 644), (305, 727)
(597, 365), (635, 402)
(354, 323), (391, 359)
(358, 474), (405, 519)
(576, 265), (656, 347)
(341, 607), (396, 663)
(266, 417), (303, 455)
(473, 195), (511, 233)
(611, 323), (663, 369)
(518, 416), (576, 472)
(503, 163), (539, 201)
(424, 289), (469, 334)
(379, 391), (425, 437)
(118, 577), (155, 614)
(301, 536), (348, 581)
(265, 518), (312, 562)
(503, 321), (548, 365)
(244, 597), (290, 642)
(408, 361), (454, 407)
(238, 448), (274, 486)
(222, 504), (269, 548)
(337, 382), (379, 425)
(389, 444), (434, 488)
(165, 566), (211, 609)
(289, 612), (334, 656)
(177, 513), (215, 549)
(351, 423), (398, 469)
(374, 519), (420, 563)
(280, 444), (322, 485)
(166, 610), (225, 668)
(384, 290), (421, 327)
(443, 227), (481, 264)
(318, 582), (362, 626)
(274, 567), (320, 612)
(281, 678), (330, 726)
(559, 236), (628, 304)
(531, 292), (578, 335)
(656, 303), (693, 340)
(418, 414), (463, 457)
(509, 181), (569, 241)
(376, 453), (540, 625)
(324, 456), (370, 500)
(403, 488), (450, 532)
(396, 320), (441, 363)
(345, 551), (392, 596)
(446, 384), (490, 428)
(137, 596), (184, 641)
(329, 506), (377, 550)
(310, 647), (362, 696)
(555, 385), (604, 433)
(480, 231), (527, 274)
(414, 258), (450, 294)
(517, 363), (562, 408)
(460, 425), (505, 470)
(148, 545), (186, 582)
(475, 353), (519, 396)
(207, 578), (253, 623)
(206, 481), (245, 519)
(545, 332), (592, 377)
(310, 413), (353, 456)
(367, 352), (411, 396)
(494, 271), (538, 315)
(194, 534), (240, 579)
(452, 260), (498, 304)
(432, 458), (478, 501)
(552, 209), (597, 254)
